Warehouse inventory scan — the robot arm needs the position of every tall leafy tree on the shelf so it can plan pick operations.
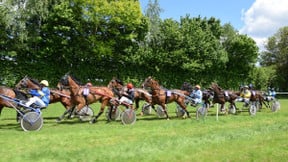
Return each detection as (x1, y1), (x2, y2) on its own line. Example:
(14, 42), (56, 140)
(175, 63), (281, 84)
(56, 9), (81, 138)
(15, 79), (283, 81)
(260, 26), (288, 90)
(221, 24), (259, 88)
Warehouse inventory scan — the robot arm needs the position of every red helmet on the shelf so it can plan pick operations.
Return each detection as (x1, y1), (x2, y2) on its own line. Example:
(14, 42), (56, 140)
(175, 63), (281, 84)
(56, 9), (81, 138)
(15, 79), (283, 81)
(127, 83), (133, 89)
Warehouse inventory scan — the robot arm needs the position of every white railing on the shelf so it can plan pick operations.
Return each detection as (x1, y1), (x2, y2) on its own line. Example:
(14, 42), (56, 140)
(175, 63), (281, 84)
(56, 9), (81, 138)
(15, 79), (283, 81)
(276, 92), (288, 95)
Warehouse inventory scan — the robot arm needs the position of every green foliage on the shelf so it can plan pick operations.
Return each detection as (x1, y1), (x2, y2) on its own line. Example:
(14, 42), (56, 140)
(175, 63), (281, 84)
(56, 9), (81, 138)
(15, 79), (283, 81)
(0, 0), (269, 90)
(260, 26), (288, 91)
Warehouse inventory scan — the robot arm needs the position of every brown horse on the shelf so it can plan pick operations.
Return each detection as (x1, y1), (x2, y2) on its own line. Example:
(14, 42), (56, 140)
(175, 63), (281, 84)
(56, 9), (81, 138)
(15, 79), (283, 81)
(57, 74), (114, 123)
(209, 83), (238, 112)
(141, 76), (190, 119)
(15, 76), (76, 121)
(15, 75), (41, 90)
(236, 86), (269, 110)
(107, 77), (152, 112)
(0, 86), (28, 121)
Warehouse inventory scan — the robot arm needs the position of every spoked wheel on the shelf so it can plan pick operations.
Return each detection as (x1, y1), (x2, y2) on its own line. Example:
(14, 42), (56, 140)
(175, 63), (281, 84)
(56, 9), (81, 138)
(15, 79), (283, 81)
(156, 105), (166, 118)
(196, 105), (207, 120)
(142, 102), (152, 115)
(271, 100), (280, 112)
(78, 106), (94, 121)
(106, 106), (121, 121)
(249, 104), (257, 116)
(228, 105), (236, 114)
(175, 106), (185, 117)
(121, 109), (136, 125)
(21, 111), (43, 131)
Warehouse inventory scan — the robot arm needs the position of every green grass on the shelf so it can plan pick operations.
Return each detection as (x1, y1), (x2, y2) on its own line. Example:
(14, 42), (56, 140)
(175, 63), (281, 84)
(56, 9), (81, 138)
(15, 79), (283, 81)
(0, 100), (287, 162)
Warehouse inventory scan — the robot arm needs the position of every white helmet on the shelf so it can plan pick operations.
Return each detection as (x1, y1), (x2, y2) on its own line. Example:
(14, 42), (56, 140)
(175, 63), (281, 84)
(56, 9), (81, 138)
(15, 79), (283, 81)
(40, 80), (49, 86)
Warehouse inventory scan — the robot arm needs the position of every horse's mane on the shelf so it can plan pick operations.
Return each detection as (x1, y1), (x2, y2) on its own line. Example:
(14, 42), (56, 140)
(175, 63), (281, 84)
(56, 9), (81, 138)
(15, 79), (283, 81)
(60, 74), (83, 86)
(69, 75), (83, 85)
(27, 76), (41, 87)
(181, 82), (193, 92)
(211, 82), (222, 94)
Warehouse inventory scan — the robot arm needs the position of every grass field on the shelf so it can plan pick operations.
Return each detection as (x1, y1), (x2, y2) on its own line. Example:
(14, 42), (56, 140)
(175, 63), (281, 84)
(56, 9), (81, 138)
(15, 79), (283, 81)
(0, 99), (287, 162)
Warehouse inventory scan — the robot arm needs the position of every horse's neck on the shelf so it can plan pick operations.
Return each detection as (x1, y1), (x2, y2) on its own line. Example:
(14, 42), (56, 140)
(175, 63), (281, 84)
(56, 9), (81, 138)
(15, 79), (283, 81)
(213, 87), (223, 96)
(68, 78), (81, 95)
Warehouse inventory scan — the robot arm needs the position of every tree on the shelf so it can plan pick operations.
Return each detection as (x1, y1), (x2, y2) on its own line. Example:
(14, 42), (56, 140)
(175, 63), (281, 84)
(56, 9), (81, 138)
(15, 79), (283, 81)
(260, 26), (288, 90)
(221, 24), (259, 88)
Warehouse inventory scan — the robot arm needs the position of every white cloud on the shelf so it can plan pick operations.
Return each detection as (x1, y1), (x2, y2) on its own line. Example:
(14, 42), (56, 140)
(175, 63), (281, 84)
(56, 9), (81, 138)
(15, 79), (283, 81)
(240, 0), (288, 50)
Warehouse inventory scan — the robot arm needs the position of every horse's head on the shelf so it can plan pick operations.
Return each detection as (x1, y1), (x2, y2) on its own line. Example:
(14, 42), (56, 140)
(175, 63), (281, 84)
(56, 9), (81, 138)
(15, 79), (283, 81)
(181, 82), (193, 93)
(210, 82), (222, 94)
(57, 74), (71, 90)
(15, 75), (41, 90)
(107, 77), (123, 90)
(141, 76), (160, 90)
(57, 74), (82, 90)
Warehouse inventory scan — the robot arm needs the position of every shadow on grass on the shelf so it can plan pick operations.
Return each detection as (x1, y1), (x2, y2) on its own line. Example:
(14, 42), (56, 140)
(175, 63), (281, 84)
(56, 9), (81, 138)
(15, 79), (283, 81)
(0, 123), (23, 131)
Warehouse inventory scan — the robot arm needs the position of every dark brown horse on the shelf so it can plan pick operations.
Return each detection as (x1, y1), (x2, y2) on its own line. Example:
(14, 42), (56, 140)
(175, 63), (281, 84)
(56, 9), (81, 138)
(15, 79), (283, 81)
(15, 76), (76, 121)
(107, 77), (152, 112)
(236, 86), (268, 110)
(57, 74), (114, 123)
(141, 76), (190, 119)
(209, 83), (238, 112)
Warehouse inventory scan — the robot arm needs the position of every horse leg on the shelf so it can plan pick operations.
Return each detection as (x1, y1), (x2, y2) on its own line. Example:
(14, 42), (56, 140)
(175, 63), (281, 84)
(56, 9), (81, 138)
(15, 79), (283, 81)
(0, 106), (3, 116)
(161, 103), (170, 120)
(56, 106), (74, 122)
(107, 105), (114, 121)
(135, 98), (140, 110)
(179, 102), (190, 118)
(90, 100), (108, 124)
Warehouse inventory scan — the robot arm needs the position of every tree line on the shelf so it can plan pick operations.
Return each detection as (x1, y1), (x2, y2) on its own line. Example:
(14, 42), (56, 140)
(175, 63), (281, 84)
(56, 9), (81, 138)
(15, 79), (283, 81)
(0, 0), (286, 91)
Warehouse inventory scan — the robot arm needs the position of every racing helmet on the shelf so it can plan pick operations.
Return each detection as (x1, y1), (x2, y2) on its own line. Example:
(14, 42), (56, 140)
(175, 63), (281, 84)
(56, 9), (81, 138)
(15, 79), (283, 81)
(195, 85), (201, 89)
(40, 80), (49, 86)
(127, 83), (134, 89)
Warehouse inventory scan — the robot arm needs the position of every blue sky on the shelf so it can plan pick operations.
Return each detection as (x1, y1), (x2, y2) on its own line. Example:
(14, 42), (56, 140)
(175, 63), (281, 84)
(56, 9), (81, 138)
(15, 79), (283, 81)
(139, 0), (254, 30)
(139, 0), (288, 50)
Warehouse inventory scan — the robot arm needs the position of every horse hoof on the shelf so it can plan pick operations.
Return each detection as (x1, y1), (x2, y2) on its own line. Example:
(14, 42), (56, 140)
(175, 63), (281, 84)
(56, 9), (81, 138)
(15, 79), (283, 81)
(90, 119), (96, 124)
(55, 118), (61, 123)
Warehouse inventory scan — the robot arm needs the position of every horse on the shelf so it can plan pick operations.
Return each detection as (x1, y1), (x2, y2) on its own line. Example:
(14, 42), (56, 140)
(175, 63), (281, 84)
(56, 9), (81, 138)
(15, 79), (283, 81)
(15, 75), (77, 121)
(15, 75), (42, 90)
(57, 74), (114, 123)
(236, 86), (269, 110)
(107, 77), (152, 113)
(0, 86), (28, 121)
(209, 83), (238, 113)
(141, 76), (190, 120)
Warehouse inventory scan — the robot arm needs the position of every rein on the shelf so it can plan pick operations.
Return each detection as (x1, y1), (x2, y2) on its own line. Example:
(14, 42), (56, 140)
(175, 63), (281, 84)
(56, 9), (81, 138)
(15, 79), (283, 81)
(50, 90), (71, 98)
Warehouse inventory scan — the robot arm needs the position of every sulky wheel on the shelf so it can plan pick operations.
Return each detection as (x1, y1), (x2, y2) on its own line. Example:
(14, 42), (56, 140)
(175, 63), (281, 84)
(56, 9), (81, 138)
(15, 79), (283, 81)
(78, 106), (94, 121)
(106, 106), (121, 121)
(175, 106), (185, 117)
(156, 105), (166, 118)
(196, 106), (207, 120)
(142, 102), (152, 115)
(121, 109), (136, 125)
(228, 105), (236, 114)
(249, 104), (257, 116)
(21, 111), (43, 131)
(271, 100), (280, 112)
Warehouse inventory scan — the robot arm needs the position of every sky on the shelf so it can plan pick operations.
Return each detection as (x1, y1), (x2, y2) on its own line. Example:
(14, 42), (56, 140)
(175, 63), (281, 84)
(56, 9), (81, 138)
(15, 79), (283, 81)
(139, 0), (288, 50)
